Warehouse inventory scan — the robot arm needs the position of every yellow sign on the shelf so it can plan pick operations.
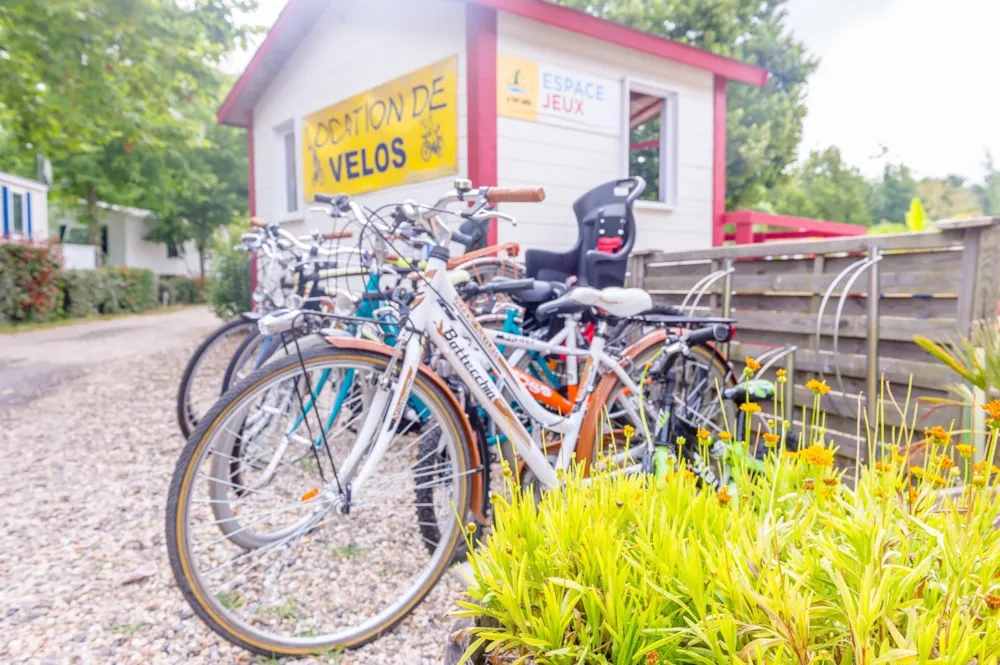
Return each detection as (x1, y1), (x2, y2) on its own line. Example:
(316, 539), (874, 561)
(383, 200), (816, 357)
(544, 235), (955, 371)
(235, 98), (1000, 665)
(497, 55), (539, 122)
(303, 57), (458, 199)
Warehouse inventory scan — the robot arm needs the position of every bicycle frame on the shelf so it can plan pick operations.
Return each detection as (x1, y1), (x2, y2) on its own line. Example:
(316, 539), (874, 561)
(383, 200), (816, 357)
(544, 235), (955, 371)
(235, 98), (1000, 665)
(337, 254), (649, 498)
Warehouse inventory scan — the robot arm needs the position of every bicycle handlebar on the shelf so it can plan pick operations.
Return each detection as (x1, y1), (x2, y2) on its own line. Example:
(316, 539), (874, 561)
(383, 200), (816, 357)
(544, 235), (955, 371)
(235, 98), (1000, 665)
(484, 187), (546, 203)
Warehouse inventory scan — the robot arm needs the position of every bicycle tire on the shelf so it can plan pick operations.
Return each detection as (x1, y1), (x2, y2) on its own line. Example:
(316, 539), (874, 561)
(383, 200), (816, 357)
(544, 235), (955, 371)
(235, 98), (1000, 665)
(176, 316), (258, 438)
(167, 344), (474, 656)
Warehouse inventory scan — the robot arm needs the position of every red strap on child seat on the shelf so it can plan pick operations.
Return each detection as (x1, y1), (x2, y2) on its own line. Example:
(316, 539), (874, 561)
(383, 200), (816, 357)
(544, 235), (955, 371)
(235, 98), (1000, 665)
(596, 237), (623, 253)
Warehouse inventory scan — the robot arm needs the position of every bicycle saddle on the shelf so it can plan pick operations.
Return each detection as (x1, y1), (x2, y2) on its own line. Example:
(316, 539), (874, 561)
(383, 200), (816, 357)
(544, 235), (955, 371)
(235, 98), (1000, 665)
(487, 277), (568, 305)
(535, 286), (653, 321)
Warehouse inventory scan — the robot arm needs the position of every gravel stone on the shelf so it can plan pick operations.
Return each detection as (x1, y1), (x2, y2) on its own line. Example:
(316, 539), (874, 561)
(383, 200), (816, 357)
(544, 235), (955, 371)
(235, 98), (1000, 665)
(0, 325), (466, 664)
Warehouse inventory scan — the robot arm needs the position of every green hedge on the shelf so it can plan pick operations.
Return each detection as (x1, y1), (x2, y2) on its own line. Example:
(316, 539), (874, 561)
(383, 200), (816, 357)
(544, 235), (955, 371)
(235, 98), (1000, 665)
(209, 228), (252, 319)
(61, 267), (158, 316)
(158, 274), (205, 306)
(0, 242), (62, 323)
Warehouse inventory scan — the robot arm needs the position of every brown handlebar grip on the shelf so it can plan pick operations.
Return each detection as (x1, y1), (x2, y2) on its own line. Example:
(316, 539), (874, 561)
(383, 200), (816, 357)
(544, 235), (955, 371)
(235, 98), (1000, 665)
(321, 230), (354, 240)
(250, 217), (267, 229)
(484, 187), (545, 203)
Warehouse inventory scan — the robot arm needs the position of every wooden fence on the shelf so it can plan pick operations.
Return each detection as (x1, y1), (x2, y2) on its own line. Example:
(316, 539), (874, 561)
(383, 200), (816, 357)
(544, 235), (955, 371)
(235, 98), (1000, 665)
(628, 217), (1000, 462)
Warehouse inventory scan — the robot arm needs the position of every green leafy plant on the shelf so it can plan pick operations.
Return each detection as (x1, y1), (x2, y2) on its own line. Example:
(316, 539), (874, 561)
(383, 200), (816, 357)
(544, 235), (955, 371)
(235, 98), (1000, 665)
(915, 321), (1000, 398)
(208, 227), (252, 319)
(0, 241), (62, 322)
(456, 387), (1000, 664)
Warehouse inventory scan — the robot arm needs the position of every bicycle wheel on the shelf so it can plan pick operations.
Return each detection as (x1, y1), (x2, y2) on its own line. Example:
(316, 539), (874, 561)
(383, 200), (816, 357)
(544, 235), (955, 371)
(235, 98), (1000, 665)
(167, 345), (473, 656)
(177, 316), (259, 438)
(595, 341), (736, 487)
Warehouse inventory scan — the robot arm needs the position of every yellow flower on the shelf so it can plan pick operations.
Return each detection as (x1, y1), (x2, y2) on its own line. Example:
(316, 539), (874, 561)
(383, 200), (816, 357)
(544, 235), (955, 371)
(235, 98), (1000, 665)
(885, 444), (900, 455)
(908, 487), (919, 503)
(982, 400), (1000, 426)
(623, 424), (635, 440)
(924, 426), (951, 446)
(676, 436), (687, 447)
(973, 461), (1000, 475)
(956, 444), (974, 458)
(822, 476), (839, 487)
(745, 356), (761, 372)
(803, 478), (816, 491)
(466, 522), (478, 533)
(933, 453), (956, 471)
(697, 428), (710, 441)
(776, 368), (787, 378)
(875, 489), (888, 499)
(739, 402), (762, 414)
(909, 466), (925, 479)
(763, 433), (780, 447)
(972, 474), (988, 487)
(800, 444), (835, 468)
(718, 431), (732, 441)
(875, 461), (892, 472)
(929, 473), (947, 487)
(893, 454), (906, 465)
(782, 450), (798, 461)
(806, 378), (831, 395)
(717, 486), (733, 505)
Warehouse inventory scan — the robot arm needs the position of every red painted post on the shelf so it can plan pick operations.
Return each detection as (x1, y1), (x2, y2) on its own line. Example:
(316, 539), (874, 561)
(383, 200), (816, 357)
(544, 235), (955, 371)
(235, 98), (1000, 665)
(465, 5), (499, 245)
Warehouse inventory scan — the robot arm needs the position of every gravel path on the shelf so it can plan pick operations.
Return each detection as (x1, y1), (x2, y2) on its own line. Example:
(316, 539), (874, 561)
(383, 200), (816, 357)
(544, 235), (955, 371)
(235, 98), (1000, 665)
(0, 341), (466, 664)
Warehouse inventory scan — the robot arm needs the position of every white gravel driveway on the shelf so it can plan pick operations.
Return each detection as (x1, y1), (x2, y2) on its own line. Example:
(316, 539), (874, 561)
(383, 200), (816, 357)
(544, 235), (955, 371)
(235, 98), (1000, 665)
(0, 309), (464, 664)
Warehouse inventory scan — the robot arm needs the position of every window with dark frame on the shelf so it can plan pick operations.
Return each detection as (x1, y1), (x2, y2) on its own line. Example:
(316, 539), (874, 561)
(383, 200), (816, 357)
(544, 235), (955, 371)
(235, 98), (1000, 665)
(11, 192), (24, 234)
(167, 242), (180, 258)
(628, 91), (665, 203)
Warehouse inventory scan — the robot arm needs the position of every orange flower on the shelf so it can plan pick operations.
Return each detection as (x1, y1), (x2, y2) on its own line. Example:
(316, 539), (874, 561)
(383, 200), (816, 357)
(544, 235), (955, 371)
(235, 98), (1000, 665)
(875, 489), (888, 499)
(646, 651), (661, 665)
(985, 594), (1000, 611)
(697, 428), (710, 441)
(924, 426), (951, 446)
(803, 479), (816, 491)
(763, 433), (780, 447)
(822, 476), (839, 487)
(973, 461), (1000, 475)
(739, 402), (762, 414)
(929, 473), (947, 487)
(776, 368), (787, 377)
(875, 461), (892, 473)
(956, 444), (973, 458)
(800, 444), (835, 468)
(745, 356), (761, 372)
(806, 379), (831, 395)
(910, 466), (926, 479)
(982, 400), (1000, 426)
(718, 431), (732, 441)
(717, 486), (733, 505)
(933, 453), (956, 471)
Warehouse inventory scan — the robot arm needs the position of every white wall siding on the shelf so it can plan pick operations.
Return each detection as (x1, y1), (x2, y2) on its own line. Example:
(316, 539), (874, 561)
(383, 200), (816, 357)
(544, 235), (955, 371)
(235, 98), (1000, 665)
(496, 13), (715, 252)
(252, 0), (468, 238)
(122, 213), (201, 276)
(0, 172), (49, 241)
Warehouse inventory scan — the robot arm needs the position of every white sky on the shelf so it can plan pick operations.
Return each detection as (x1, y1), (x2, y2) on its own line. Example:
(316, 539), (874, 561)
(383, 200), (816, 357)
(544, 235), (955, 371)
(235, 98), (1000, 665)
(229, 0), (1000, 182)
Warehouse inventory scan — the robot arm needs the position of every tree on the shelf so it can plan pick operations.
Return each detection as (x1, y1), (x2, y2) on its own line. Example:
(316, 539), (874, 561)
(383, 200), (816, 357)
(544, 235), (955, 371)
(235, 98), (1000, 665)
(143, 102), (249, 276)
(553, 0), (818, 209)
(915, 177), (981, 221)
(867, 163), (917, 224)
(0, 0), (255, 245)
(766, 148), (872, 225)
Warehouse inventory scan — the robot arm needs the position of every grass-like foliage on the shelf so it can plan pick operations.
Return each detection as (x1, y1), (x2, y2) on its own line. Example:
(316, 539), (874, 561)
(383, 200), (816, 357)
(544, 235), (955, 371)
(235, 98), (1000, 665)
(456, 398), (1000, 664)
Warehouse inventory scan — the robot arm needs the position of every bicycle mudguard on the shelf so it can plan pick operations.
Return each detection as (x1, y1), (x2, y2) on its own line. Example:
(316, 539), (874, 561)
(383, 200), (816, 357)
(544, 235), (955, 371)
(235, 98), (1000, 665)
(446, 243), (521, 270)
(574, 329), (734, 473)
(321, 336), (487, 524)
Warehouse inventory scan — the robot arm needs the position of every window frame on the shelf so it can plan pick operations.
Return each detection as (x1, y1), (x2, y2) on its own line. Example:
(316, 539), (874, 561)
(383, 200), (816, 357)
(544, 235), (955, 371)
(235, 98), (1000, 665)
(10, 190), (25, 235)
(621, 79), (679, 210)
(273, 119), (302, 223)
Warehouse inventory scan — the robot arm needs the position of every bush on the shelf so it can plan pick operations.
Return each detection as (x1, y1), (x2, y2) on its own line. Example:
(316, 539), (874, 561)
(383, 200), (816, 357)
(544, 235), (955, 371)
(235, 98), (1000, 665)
(459, 388), (1000, 664)
(209, 228), (251, 319)
(159, 274), (204, 305)
(62, 267), (157, 317)
(0, 241), (61, 322)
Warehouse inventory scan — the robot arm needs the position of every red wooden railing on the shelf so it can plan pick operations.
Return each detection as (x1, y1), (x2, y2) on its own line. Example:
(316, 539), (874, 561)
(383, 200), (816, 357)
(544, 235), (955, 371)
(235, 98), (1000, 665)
(720, 210), (866, 245)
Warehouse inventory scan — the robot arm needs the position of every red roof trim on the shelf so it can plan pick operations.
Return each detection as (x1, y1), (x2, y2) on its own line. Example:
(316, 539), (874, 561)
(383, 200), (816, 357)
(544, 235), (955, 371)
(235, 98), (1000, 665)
(218, 0), (768, 127)
(474, 0), (768, 87)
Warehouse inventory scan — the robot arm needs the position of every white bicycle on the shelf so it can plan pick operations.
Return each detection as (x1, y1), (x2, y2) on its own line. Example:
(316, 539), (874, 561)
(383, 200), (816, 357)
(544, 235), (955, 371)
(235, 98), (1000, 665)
(165, 180), (734, 656)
